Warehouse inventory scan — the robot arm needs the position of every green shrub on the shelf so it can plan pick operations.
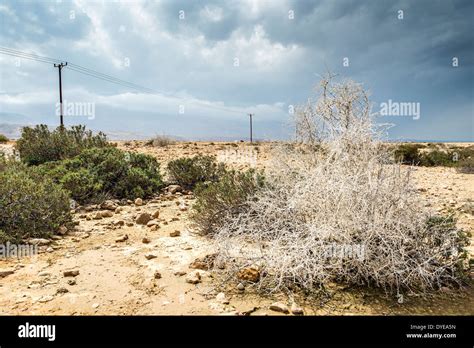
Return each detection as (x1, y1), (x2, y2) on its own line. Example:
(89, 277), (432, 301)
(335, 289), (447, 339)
(167, 155), (225, 189)
(33, 147), (163, 203)
(192, 168), (265, 235)
(0, 134), (8, 143)
(0, 163), (72, 243)
(16, 124), (108, 165)
(419, 150), (454, 167)
(393, 144), (473, 169)
(393, 144), (424, 164)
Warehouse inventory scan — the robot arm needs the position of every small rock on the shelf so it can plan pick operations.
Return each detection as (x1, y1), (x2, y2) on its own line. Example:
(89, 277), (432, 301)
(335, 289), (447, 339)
(67, 279), (76, 286)
(58, 226), (68, 235)
(147, 219), (160, 227)
(189, 254), (217, 270)
(101, 210), (114, 218)
(115, 234), (129, 243)
(63, 270), (80, 277)
(0, 268), (15, 278)
(38, 295), (54, 303)
(114, 220), (125, 226)
(101, 200), (118, 211)
(136, 213), (151, 225)
(56, 287), (69, 294)
(269, 302), (289, 314)
(152, 210), (160, 219)
(216, 292), (229, 304)
(174, 271), (187, 276)
(167, 185), (182, 194)
(135, 198), (143, 206)
(92, 303), (100, 309)
(237, 266), (260, 282)
(142, 237), (151, 244)
(145, 253), (157, 260)
(185, 270), (202, 284)
(115, 206), (123, 214)
(126, 222), (134, 227)
(290, 303), (304, 315)
(93, 212), (103, 220)
(237, 283), (245, 291)
(28, 238), (51, 246)
(154, 271), (162, 279)
(169, 230), (181, 237)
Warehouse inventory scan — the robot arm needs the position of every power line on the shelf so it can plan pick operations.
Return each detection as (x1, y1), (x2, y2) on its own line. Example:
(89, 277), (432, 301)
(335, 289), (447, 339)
(66, 66), (156, 93)
(0, 49), (59, 65)
(0, 46), (61, 63)
(0, 46), (246, 115)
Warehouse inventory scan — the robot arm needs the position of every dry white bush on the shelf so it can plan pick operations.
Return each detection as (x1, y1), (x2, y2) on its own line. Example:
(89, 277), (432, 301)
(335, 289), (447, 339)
(214, 75), (468, 295)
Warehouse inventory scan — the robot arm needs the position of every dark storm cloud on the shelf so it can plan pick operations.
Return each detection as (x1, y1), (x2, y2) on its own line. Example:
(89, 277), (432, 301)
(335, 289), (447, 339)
(0, 0), (472, 140)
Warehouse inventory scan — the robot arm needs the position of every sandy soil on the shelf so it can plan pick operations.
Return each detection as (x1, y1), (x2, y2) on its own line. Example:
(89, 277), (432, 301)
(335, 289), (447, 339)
(0, 141), (473, 315)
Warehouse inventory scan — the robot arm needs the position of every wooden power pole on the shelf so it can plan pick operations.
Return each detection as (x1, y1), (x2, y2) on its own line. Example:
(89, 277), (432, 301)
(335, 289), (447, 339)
(54, 62), (68, 127)
(248, 113), (253, 143)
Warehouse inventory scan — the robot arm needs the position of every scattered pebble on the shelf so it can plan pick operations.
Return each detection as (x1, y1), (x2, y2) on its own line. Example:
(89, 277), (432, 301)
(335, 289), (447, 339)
(63, 270), (80, 277)
(135, 198), (143, 206)
(185, 270), (202, 284)
(269, 302), (289, 314)
(170, 230), (181, 237)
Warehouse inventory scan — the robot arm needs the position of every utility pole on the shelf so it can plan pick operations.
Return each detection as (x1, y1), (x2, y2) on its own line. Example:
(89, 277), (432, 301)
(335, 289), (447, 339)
(248, 113), (253, 143)
(54, 62), (67, 128)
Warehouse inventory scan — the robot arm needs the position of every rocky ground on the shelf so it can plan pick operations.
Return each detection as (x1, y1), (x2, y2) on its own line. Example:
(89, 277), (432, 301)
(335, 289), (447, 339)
(0, 141), (473, 315)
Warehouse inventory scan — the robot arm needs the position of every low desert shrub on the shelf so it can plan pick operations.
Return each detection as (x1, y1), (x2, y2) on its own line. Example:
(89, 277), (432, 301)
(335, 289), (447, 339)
(0, 134), (8, 143)
(393, 144), (473, 169)
(419, 150), (454, 167)
(167, 155), (225, 189)
(16, 124), (108, 165)
(33, 147), (164, 203)
(0, 162), (72, 243)
(192, 168), (265, 235)
(393, 144), (424, 164)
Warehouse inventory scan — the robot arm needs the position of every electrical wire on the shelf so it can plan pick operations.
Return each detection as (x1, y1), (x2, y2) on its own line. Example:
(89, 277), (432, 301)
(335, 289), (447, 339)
(0, 46), (246, 115)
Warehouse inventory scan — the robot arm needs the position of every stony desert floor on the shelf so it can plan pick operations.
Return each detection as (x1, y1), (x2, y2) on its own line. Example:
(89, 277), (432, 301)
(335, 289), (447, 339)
(0, 141), (473, 315)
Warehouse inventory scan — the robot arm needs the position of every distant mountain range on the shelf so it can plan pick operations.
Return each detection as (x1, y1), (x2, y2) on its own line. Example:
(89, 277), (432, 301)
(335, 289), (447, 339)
(0, 112), (470, 142)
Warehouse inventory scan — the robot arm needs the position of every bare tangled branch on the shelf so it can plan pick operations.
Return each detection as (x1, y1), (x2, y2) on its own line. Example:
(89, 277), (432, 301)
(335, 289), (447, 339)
(213, 75), (469, 296)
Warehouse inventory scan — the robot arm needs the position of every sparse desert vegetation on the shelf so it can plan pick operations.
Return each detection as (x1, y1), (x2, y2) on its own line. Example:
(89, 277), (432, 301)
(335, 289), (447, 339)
(0, 79), (472, 316)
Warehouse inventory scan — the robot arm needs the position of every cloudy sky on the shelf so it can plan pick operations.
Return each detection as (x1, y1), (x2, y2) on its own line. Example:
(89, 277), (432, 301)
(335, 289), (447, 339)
(0, 0), (472, 140)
